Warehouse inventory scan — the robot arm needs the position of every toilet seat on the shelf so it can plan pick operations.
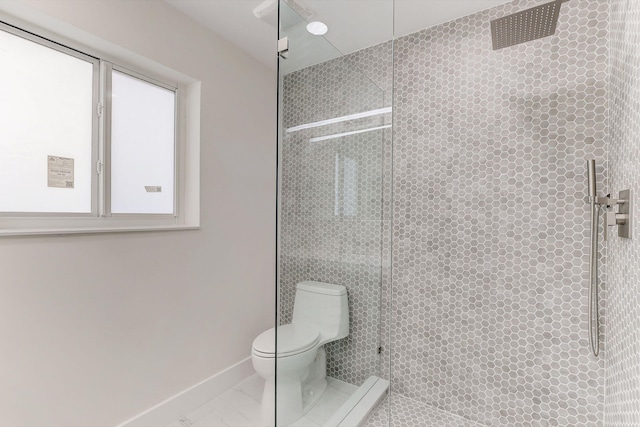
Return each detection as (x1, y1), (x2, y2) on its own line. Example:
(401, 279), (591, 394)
(252, 324), (320, 358)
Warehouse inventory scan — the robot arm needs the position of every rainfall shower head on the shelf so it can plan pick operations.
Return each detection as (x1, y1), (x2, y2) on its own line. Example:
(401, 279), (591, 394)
(491, 0), (570, 50)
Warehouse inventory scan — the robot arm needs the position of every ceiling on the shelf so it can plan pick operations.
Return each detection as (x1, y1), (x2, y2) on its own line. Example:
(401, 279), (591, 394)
(165, 0), (513, 73)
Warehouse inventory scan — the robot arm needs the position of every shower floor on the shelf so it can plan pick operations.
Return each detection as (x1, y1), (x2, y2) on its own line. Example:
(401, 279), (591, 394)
(164, 373), (480, 427)
(364, 393), (486, 427)
(166, 374), (358, 427)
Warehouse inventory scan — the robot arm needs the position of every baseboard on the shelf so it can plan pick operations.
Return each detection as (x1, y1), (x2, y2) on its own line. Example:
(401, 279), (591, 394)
(116, 357), (254, 427)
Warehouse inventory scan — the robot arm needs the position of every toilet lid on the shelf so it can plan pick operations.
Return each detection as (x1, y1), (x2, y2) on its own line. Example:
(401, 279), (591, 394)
(252, 324), (320, 357)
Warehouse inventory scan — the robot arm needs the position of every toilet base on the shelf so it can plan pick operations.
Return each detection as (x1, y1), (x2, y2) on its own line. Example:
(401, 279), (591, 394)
(260, 379), (328, 427)
(301, 375), (328, 414)
(259, 348), (328, 427)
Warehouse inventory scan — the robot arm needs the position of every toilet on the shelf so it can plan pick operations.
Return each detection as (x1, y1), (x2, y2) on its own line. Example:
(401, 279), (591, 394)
(252, 281), (349, 426)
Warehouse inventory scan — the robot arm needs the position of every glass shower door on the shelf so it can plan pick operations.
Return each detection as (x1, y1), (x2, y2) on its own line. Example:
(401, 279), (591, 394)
(274, 1), (393, 425)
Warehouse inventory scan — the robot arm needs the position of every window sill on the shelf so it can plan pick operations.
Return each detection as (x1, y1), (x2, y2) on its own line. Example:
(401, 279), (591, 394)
(0, 220), (199, 237)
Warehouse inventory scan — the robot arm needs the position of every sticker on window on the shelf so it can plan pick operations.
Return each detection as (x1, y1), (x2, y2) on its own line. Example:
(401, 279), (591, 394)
(47, 155), (74, 189)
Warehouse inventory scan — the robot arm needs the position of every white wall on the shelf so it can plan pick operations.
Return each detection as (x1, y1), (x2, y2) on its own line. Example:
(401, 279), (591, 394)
(0, 1), (277, 426)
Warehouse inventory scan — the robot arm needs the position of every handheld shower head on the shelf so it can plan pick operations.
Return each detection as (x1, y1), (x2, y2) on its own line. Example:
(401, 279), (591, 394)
(587, 160), (597, 199)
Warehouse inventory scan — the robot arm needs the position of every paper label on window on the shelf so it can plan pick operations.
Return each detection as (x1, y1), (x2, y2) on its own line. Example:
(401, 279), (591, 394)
(145, 186), (162, 193)
(47, 156), (74, 189)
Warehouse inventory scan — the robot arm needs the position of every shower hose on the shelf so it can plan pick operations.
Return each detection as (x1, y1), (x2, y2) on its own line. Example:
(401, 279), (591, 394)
(588, 201), (600, 357)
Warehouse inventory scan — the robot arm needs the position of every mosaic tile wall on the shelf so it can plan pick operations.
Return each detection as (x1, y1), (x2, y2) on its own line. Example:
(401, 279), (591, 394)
(280, 0), (612, 424)
(280, 42), (393, 386)
(605, 0), (640, 425)
(390, 0), (609, 425)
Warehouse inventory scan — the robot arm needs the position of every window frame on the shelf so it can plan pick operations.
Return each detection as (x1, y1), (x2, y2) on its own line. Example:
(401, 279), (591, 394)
(102, 62), (179, 219)
(0, 19), (195, 235)
(0, 21), (101, 218)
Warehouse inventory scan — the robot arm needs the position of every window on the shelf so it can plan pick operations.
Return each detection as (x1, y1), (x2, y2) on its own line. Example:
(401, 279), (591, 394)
(109, 69), (176, 215)
(0, 26), (96, 214)
(0, 21), (198, 235)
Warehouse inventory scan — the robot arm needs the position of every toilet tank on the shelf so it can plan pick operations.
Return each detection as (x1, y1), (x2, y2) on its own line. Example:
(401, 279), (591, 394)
(292, 281), (349, 343)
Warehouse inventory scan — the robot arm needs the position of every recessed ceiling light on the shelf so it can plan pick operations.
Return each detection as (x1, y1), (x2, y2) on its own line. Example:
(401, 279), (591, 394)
(306, 21), (328, 36)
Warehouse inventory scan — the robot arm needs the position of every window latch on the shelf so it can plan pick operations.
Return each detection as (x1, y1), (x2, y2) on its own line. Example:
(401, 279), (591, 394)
(96, 160), (103, 174)
(97, 103), (103, 117)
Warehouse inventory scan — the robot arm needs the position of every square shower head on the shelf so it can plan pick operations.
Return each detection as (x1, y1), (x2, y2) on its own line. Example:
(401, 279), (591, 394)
(491, 0), (569, 50)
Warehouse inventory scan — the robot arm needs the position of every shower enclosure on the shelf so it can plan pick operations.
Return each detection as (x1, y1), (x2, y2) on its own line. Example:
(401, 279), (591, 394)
(274, 0), (393, 425)
(276, 0), (640, 426)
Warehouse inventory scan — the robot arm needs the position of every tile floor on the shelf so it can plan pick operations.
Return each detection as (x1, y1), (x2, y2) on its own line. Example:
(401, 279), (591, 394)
(167, 375), (484, 427)
(166, 375), (357, 427)
(364, 393), (487, 427)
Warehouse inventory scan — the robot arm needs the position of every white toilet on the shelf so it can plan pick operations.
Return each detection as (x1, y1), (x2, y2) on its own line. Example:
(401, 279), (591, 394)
(252, 281), (349, 426)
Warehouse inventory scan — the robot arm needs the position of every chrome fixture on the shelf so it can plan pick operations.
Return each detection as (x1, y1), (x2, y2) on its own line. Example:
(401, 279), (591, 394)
(604, 189), (632, 241)
(491, 0), (570, 50)
(278, 37), (289, 59)
(586, 160), (601, 357)
(586, 160), (633, 357)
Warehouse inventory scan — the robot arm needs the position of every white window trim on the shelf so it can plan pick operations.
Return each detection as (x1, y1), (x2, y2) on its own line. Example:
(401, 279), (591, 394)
(103, 63), (179, 219)
(0, 17), (201, 236)
(0, 22), (101, 218)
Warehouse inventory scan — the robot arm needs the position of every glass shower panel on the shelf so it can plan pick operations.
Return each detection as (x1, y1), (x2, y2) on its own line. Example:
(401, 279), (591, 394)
(275, 0), (393, 425)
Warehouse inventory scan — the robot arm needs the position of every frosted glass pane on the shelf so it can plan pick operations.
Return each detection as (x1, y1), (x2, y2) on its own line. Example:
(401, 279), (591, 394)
(111, 71), (175, 214)
(0, 29), (94, 213)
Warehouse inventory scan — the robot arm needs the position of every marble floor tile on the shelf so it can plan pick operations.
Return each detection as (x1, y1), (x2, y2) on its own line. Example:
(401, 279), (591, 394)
(169, 375), (355, 427)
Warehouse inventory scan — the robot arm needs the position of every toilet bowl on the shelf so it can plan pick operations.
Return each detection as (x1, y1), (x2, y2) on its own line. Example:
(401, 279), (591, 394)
(251, 281), (349, 426)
